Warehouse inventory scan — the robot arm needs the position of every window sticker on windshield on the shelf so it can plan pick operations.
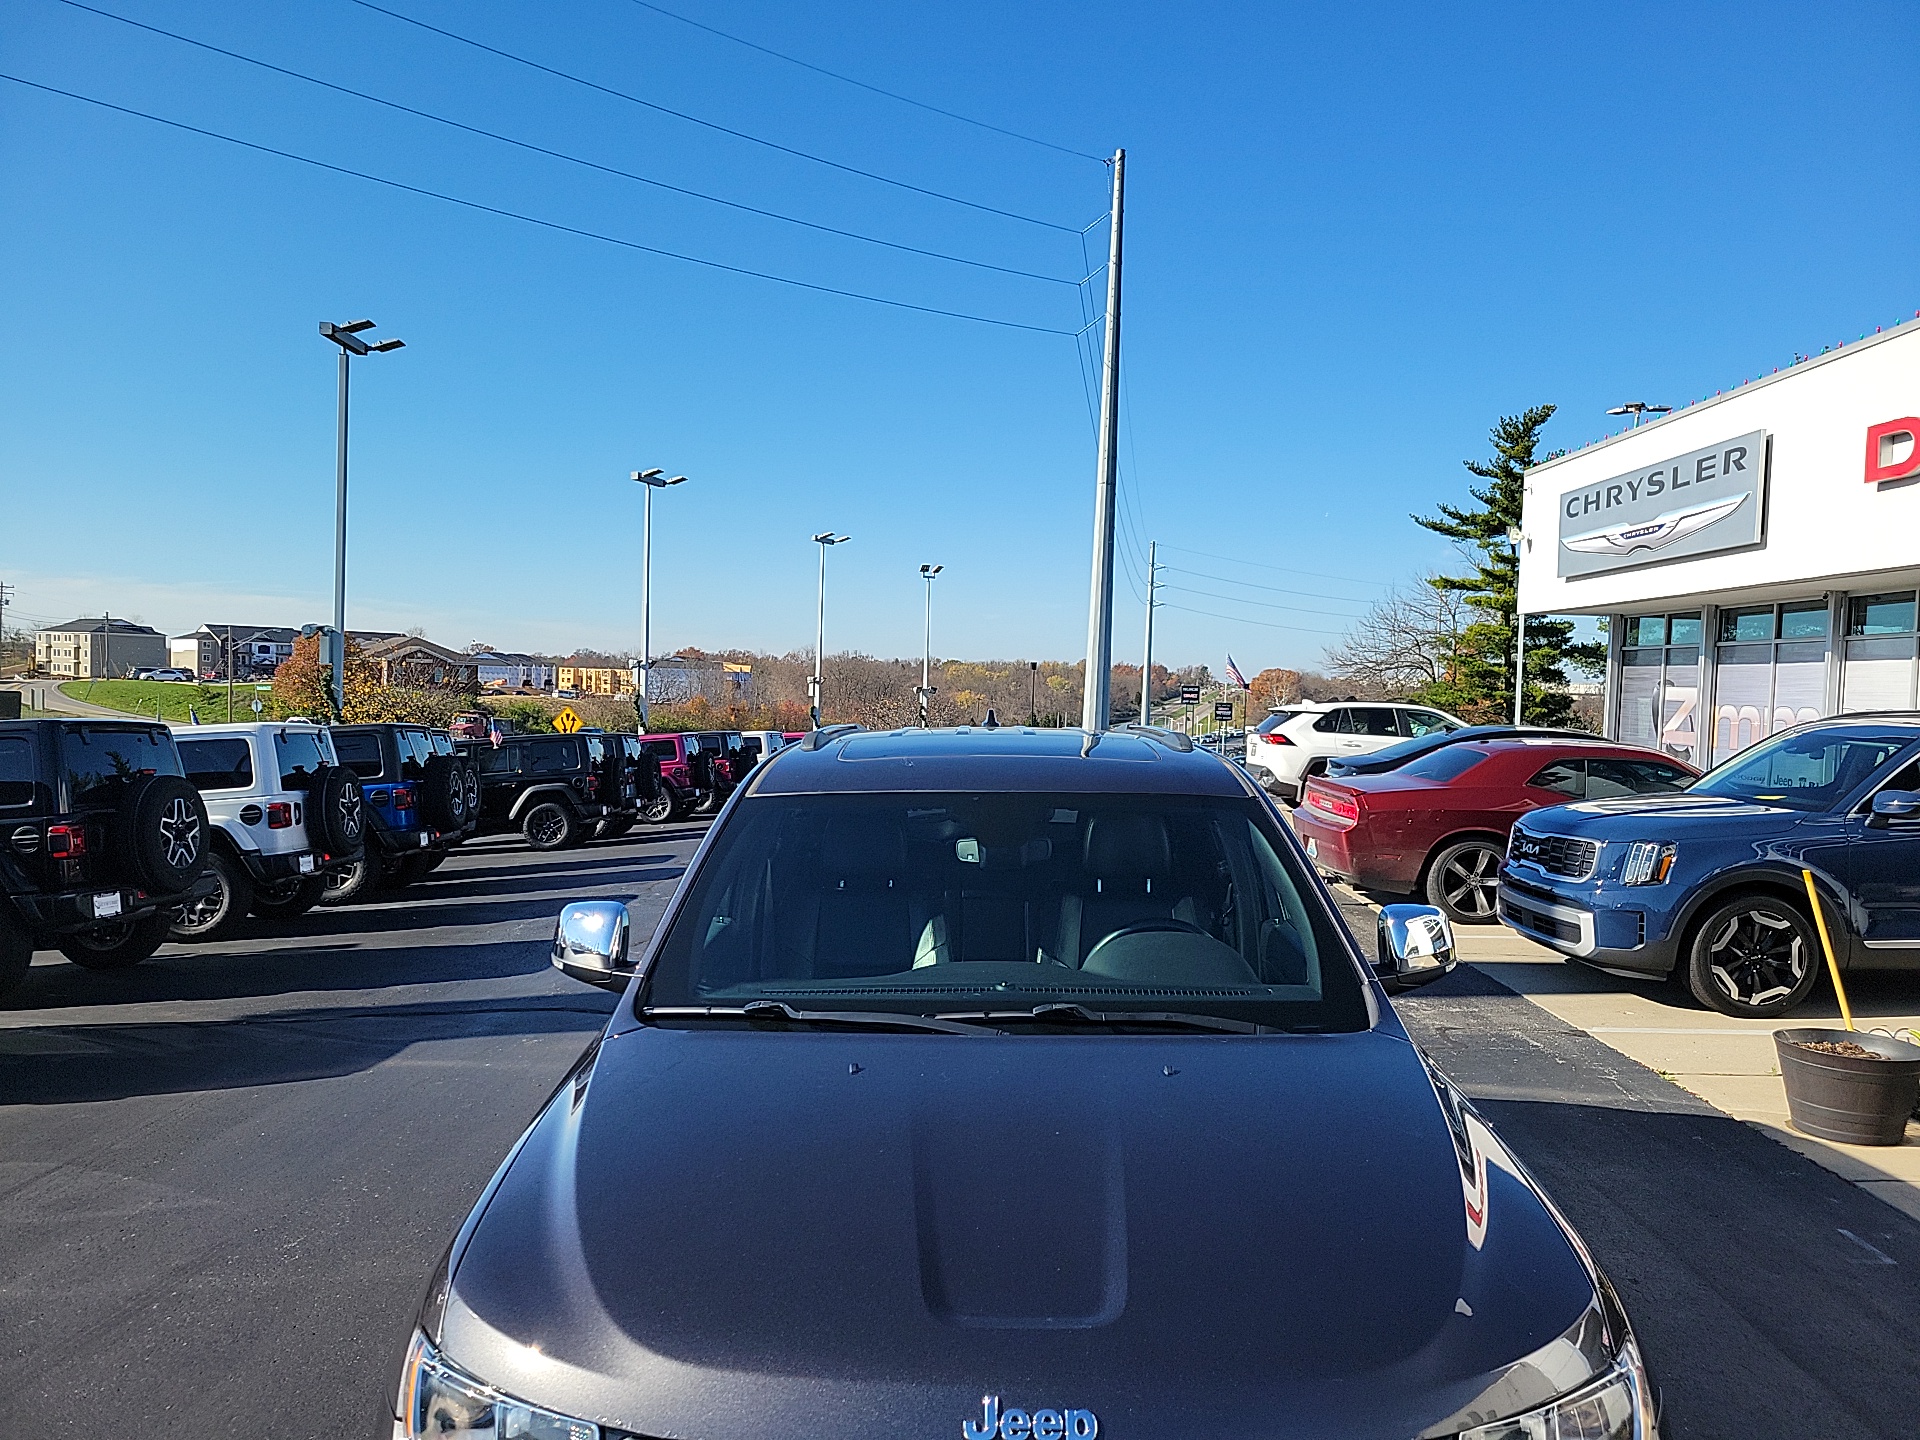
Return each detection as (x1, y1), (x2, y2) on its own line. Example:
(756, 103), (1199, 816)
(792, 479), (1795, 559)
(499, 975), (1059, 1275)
(1050, 808), (1078, 823)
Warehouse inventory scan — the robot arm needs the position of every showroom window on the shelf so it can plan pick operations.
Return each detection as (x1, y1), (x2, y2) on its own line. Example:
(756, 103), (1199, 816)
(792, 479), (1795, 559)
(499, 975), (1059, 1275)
(1841, 591), (1919, 713)
(1711, 598), (1832, 765)
(1617, 611), (1702, 765)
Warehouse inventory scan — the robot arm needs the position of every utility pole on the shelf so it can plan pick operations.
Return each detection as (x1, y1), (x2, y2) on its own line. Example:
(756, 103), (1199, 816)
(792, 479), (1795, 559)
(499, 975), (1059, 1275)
(227, 625), (236, 722)
(917, 563), (942, 728)
(1029, 661), (1038, 726)
(319, 319), (404, 715)
(1139, 539), (1157, 724)
(1078, 148), (1126, 733)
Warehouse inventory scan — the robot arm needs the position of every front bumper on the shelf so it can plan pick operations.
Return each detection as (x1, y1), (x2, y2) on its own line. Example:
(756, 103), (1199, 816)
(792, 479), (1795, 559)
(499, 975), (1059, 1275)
(1497, 866), (1678, 977)
(10, 873), (221, 937)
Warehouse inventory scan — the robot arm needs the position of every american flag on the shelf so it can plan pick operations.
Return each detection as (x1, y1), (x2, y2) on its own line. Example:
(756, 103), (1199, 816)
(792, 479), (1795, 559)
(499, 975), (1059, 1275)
(1224, 654), (1248, 689)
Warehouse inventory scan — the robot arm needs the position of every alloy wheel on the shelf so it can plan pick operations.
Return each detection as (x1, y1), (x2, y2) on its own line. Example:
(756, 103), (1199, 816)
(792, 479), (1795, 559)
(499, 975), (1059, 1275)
(159, 798), (202, 868)
(337, 788), (363, 843)
(530, 810), (566, 847)
(1438, 846), (1500, 919)
(1706, 908), (1805, 1008)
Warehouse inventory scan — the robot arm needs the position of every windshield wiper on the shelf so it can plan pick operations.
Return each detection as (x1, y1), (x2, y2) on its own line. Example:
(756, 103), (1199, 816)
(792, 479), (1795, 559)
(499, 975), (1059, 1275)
(952, 1002), (1263, 1034)
(641, 1002), (997, 1036)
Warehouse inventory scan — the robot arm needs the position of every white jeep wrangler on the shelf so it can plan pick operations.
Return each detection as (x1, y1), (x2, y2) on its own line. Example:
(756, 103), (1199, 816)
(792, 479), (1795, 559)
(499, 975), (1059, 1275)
(167, 722), (367, 940)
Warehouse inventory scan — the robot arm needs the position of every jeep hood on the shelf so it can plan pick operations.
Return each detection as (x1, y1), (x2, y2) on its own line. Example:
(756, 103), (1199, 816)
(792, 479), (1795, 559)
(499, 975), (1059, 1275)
(438, 1026), (1605, 1439)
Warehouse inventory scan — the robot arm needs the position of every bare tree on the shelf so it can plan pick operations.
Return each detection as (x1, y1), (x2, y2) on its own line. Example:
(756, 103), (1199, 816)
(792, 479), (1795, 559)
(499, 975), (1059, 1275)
(1322, 575), (1469, 697)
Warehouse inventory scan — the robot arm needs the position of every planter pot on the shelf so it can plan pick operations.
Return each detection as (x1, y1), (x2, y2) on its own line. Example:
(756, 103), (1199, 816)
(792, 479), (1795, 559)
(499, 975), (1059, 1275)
(1774, 1028), (1920, 1146)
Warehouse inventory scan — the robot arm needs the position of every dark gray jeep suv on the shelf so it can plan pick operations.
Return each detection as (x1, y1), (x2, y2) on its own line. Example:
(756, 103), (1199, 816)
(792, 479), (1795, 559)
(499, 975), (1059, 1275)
(394, 726), (1657, 1440)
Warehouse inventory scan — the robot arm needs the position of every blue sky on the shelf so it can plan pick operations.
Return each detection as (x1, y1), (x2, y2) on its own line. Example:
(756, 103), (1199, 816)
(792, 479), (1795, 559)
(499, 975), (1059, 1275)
(4, 0), (1915, 671)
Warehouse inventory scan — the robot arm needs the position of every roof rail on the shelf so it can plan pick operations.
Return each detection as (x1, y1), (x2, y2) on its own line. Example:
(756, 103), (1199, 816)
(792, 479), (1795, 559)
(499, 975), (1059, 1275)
(1112, 723), (1194, 753)
(802, 722), (864, 751)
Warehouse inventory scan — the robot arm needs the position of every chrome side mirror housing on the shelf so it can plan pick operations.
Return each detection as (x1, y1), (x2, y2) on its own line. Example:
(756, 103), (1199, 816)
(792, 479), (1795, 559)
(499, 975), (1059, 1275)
(1867, 789), (1920, 829)
(1374, 904), (1457, 993)
(551, 900), (633, 990)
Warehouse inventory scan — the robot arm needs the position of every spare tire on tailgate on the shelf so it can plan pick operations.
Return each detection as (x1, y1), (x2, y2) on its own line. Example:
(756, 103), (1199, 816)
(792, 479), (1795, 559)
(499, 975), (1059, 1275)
(110, 774), (209, 893)
(420, 754), (469, 830)
(310, 764), (367, 856)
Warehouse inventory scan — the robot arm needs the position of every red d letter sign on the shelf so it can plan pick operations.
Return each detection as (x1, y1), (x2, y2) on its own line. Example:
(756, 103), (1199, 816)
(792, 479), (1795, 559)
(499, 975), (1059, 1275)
(1866, 417), (1920, 484)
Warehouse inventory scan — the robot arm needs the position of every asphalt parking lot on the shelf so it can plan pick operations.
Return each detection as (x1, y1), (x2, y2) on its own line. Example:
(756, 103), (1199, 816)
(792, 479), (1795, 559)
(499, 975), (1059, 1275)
(1, 830), (1916, 1437)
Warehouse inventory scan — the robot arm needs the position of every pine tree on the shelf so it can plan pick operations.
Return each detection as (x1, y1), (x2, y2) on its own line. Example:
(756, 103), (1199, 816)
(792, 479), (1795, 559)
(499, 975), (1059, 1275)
(1414, 405), (1605, 725)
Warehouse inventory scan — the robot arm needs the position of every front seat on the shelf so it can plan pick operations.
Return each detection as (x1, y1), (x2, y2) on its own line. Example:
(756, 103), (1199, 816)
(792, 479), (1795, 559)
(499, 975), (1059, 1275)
(811, 816), (916, 977)
(1057, 813), (1195, 966)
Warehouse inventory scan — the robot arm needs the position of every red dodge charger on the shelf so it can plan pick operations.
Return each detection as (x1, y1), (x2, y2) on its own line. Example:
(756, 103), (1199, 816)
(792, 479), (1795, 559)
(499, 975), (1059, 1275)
(1292, 737), (1698, 923)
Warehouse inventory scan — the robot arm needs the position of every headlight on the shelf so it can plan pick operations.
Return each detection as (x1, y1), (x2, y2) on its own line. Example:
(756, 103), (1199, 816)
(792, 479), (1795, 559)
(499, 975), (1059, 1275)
(1619, 842), (1676, 886)
(396, 1330), (598, 1440)
(1460, 1338), (1656, 1439)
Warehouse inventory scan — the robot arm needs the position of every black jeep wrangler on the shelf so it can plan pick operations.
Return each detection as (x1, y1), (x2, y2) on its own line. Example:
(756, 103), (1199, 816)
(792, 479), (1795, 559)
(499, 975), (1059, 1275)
(1, 718), (215, 996)
(575, 731), (663, 840)
(320, 724), (479, 904)
(457, 732), (615, 850)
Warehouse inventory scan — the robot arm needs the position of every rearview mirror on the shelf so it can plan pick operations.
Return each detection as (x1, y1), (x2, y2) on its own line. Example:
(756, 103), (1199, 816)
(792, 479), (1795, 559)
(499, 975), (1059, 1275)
(1374, 904), (1457, 993)
(551, 900), (633, 990)
(1867, 789), (1920, 829)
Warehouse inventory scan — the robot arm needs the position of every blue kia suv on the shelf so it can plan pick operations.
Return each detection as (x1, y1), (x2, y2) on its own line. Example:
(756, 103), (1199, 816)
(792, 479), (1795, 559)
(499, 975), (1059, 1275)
(1499, 715), (1920, 1017)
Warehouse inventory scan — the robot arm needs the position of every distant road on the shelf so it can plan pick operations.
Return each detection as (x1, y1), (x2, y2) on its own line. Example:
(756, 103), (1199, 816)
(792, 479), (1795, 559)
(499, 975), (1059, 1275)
(0, 680), (129, 717)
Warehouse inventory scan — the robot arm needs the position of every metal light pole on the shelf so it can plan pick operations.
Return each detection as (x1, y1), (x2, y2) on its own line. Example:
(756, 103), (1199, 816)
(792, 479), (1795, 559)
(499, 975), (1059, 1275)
(319, 319), (404, 714)
(810, 532), (851, 727)
(1606, 401), (1672, 430)
(631, 469), (688, 732)
(1139, 539), (1158, 723)
(917, 563), (942, 727)
(1506, 525), (1525, 725)
(1079, 148), (1126, 733)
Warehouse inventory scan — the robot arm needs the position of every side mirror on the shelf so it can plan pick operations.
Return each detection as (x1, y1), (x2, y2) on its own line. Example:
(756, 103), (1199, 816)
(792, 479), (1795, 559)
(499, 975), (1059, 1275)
(551, 899), (633, 990)
(1374, 904), (1457, 993)
(1867, 789), (1920, 829)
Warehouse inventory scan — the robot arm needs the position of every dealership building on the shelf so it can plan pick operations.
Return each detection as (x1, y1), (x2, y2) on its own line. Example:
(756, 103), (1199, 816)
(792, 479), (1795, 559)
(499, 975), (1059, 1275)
(1519, 313), (1920, 770)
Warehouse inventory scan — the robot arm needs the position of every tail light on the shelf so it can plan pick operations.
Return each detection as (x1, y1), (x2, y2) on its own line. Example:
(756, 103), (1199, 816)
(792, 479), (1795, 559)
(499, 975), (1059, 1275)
(47, 824), (86, 858)
(1258, 731), (1292, 745)
(392, 786), (416, 810)
(585, 775), (600, 797)
(267, 803), (293, 829)
(1307, 787), (1361, 824)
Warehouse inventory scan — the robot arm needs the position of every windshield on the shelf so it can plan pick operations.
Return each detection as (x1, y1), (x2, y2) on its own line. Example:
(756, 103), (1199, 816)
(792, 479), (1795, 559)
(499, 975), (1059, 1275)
(1690, 728), (1918, 812)
(645, 792), (1369, 1031)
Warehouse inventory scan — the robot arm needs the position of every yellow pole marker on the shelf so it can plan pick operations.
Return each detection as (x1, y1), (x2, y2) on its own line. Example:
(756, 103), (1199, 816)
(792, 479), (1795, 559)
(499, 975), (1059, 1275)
(1801, 867), (1853, 1031)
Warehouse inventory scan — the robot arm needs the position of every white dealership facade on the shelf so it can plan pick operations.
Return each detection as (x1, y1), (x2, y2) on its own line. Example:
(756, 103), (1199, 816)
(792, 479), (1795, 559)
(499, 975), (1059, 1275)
(1519, 313), (1920, 770)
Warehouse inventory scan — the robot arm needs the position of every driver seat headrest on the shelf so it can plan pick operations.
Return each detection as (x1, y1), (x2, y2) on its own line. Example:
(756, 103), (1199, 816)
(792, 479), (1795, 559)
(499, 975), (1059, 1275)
(1083, 813), (1171, 881)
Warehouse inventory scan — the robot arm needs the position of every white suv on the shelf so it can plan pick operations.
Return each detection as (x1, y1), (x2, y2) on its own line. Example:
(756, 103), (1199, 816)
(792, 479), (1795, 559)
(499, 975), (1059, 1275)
(168, 722), (367, 940)
(1245, 701), (1465, 803)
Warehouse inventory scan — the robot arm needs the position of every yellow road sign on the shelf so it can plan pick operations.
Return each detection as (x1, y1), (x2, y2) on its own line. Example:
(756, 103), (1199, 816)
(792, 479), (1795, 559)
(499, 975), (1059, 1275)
(552, 706), (583, 734)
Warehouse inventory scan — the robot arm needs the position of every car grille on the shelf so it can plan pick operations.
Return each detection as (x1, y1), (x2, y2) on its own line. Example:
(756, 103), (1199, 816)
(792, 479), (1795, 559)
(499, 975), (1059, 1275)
(1506, 828), (1598, 880)
(1498, 894), (1584, 945)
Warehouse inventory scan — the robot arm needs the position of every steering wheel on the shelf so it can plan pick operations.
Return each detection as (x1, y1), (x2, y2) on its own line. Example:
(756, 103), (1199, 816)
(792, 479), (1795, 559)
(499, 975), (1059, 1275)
(1086, 917), (1212, 954)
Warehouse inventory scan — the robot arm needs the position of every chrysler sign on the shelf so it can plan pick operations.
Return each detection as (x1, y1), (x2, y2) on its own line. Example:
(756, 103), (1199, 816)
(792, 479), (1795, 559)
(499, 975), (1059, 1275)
(1557, 430), (1767, 577)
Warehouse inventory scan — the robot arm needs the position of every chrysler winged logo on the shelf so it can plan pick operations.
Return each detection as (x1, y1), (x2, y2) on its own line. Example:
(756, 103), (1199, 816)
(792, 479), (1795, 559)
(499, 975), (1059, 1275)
(964, 1395), (1098, 1439)
(1561, 493), (1747, 558)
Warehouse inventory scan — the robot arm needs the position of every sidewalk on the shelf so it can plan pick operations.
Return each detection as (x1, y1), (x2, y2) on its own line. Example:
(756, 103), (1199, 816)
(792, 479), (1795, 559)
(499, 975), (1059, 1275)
(1344, 884), (1920, 1223)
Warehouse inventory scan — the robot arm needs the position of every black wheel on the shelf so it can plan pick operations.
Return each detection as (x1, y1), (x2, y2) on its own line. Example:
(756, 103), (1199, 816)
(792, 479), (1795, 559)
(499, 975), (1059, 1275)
(110, 774), (209, 892)
(1686, 895), (1820, 1018)
(0, 909), (31, 1000)
(250, 874), (326, 919)
(393, 852), (437, 885)
(420, 755), (469, 830)
(639, 786), (678, 824)
(168, 849), (254, 942)
(316, 856), (379, 906)
(58, 911), (171, 971)
(597, 816), (636, 840)
(310, 765), (367, 857)
(522, 801), (579, 851)
(460, 762), (481, 823)
(1424, 839), (1504, 924)
(419, 849), (449, 873)
(692, 787), (726, 816)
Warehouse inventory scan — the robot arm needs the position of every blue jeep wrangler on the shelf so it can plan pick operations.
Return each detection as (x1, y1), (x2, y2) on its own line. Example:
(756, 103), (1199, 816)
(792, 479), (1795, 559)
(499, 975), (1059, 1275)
(321, 724), (479, 903)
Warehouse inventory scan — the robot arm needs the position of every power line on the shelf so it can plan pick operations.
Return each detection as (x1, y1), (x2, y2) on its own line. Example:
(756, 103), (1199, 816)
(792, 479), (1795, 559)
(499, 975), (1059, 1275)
(1156, 542), (1391, 591)
(347, 0), (1083, 233)
(1159, 565), (1374, 607)
(0, 73), (1080, 336)
(58, 0), (1078, 287)
(619, 0), (1105, 163)
(1160, 583), (1368, 622)
(1159, 601), (1350, 639)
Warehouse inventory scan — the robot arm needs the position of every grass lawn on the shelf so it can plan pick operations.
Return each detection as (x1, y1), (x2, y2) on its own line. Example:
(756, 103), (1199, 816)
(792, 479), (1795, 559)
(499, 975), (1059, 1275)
(60, 678), (273, 723)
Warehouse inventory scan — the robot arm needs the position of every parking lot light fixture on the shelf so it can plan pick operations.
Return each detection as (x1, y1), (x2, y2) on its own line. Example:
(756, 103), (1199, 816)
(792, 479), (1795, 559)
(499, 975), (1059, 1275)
(319, 318), (404, 714)
(918, 564), (943, 728)
(811, 533), (851, 728)
(1605, 401), (1671, 429)
(631, 470), (690, 733)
